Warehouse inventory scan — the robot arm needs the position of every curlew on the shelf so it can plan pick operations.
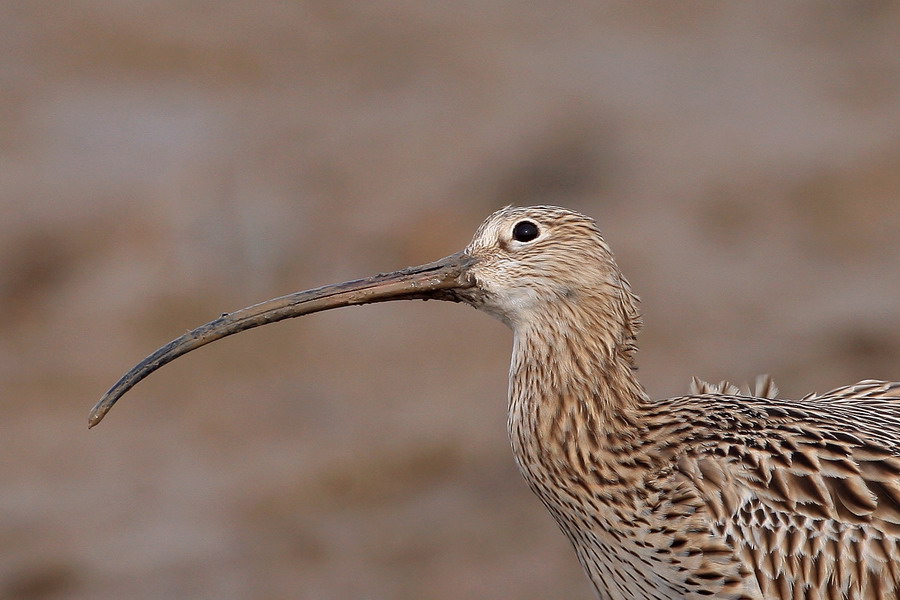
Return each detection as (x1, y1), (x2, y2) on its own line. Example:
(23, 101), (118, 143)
(90, 206), (900, 599)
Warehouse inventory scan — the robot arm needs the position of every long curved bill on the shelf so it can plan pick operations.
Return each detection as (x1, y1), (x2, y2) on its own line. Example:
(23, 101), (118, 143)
(89, 252), (475, 428)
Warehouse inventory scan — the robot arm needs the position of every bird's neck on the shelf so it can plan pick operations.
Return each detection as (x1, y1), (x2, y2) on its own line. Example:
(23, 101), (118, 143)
(507, 300), (649, 480)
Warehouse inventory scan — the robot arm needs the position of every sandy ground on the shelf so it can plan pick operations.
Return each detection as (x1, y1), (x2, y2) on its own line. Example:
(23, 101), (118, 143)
(2, 2), (899, 599)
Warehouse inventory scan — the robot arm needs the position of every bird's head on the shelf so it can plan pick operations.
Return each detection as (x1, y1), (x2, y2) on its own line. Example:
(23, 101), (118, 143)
(89, 205), (640, 427)
(461, 206), (640, 332)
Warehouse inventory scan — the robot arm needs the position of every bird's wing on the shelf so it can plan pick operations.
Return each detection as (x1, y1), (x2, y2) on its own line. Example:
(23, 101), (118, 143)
(673, 383), (900, 599)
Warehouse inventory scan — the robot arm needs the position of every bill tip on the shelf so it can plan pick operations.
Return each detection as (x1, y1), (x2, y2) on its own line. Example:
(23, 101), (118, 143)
(87, 408), (104, 429)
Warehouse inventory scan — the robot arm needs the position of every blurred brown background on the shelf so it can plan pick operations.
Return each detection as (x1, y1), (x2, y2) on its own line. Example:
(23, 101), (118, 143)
(2, 2), (899, 599)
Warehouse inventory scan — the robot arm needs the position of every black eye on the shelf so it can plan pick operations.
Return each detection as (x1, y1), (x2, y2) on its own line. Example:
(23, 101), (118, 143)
(512, 220), (540, 242)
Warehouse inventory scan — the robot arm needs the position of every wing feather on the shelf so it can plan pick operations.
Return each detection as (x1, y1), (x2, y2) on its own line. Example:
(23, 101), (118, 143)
(673, 380), (900, 599)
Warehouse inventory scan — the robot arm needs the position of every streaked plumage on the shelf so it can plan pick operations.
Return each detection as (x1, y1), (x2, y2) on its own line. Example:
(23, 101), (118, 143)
(91, 206), (900, 599)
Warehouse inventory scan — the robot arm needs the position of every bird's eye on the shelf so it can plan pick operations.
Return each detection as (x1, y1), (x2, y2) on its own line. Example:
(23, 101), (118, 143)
(512, 221), (540, 243)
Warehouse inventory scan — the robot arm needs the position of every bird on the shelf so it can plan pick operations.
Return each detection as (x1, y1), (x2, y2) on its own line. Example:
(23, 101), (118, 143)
(90, 205), (900, 600)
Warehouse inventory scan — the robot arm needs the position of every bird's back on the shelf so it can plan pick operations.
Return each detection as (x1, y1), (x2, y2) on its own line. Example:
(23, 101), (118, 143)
(643, 379), (900, 600)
